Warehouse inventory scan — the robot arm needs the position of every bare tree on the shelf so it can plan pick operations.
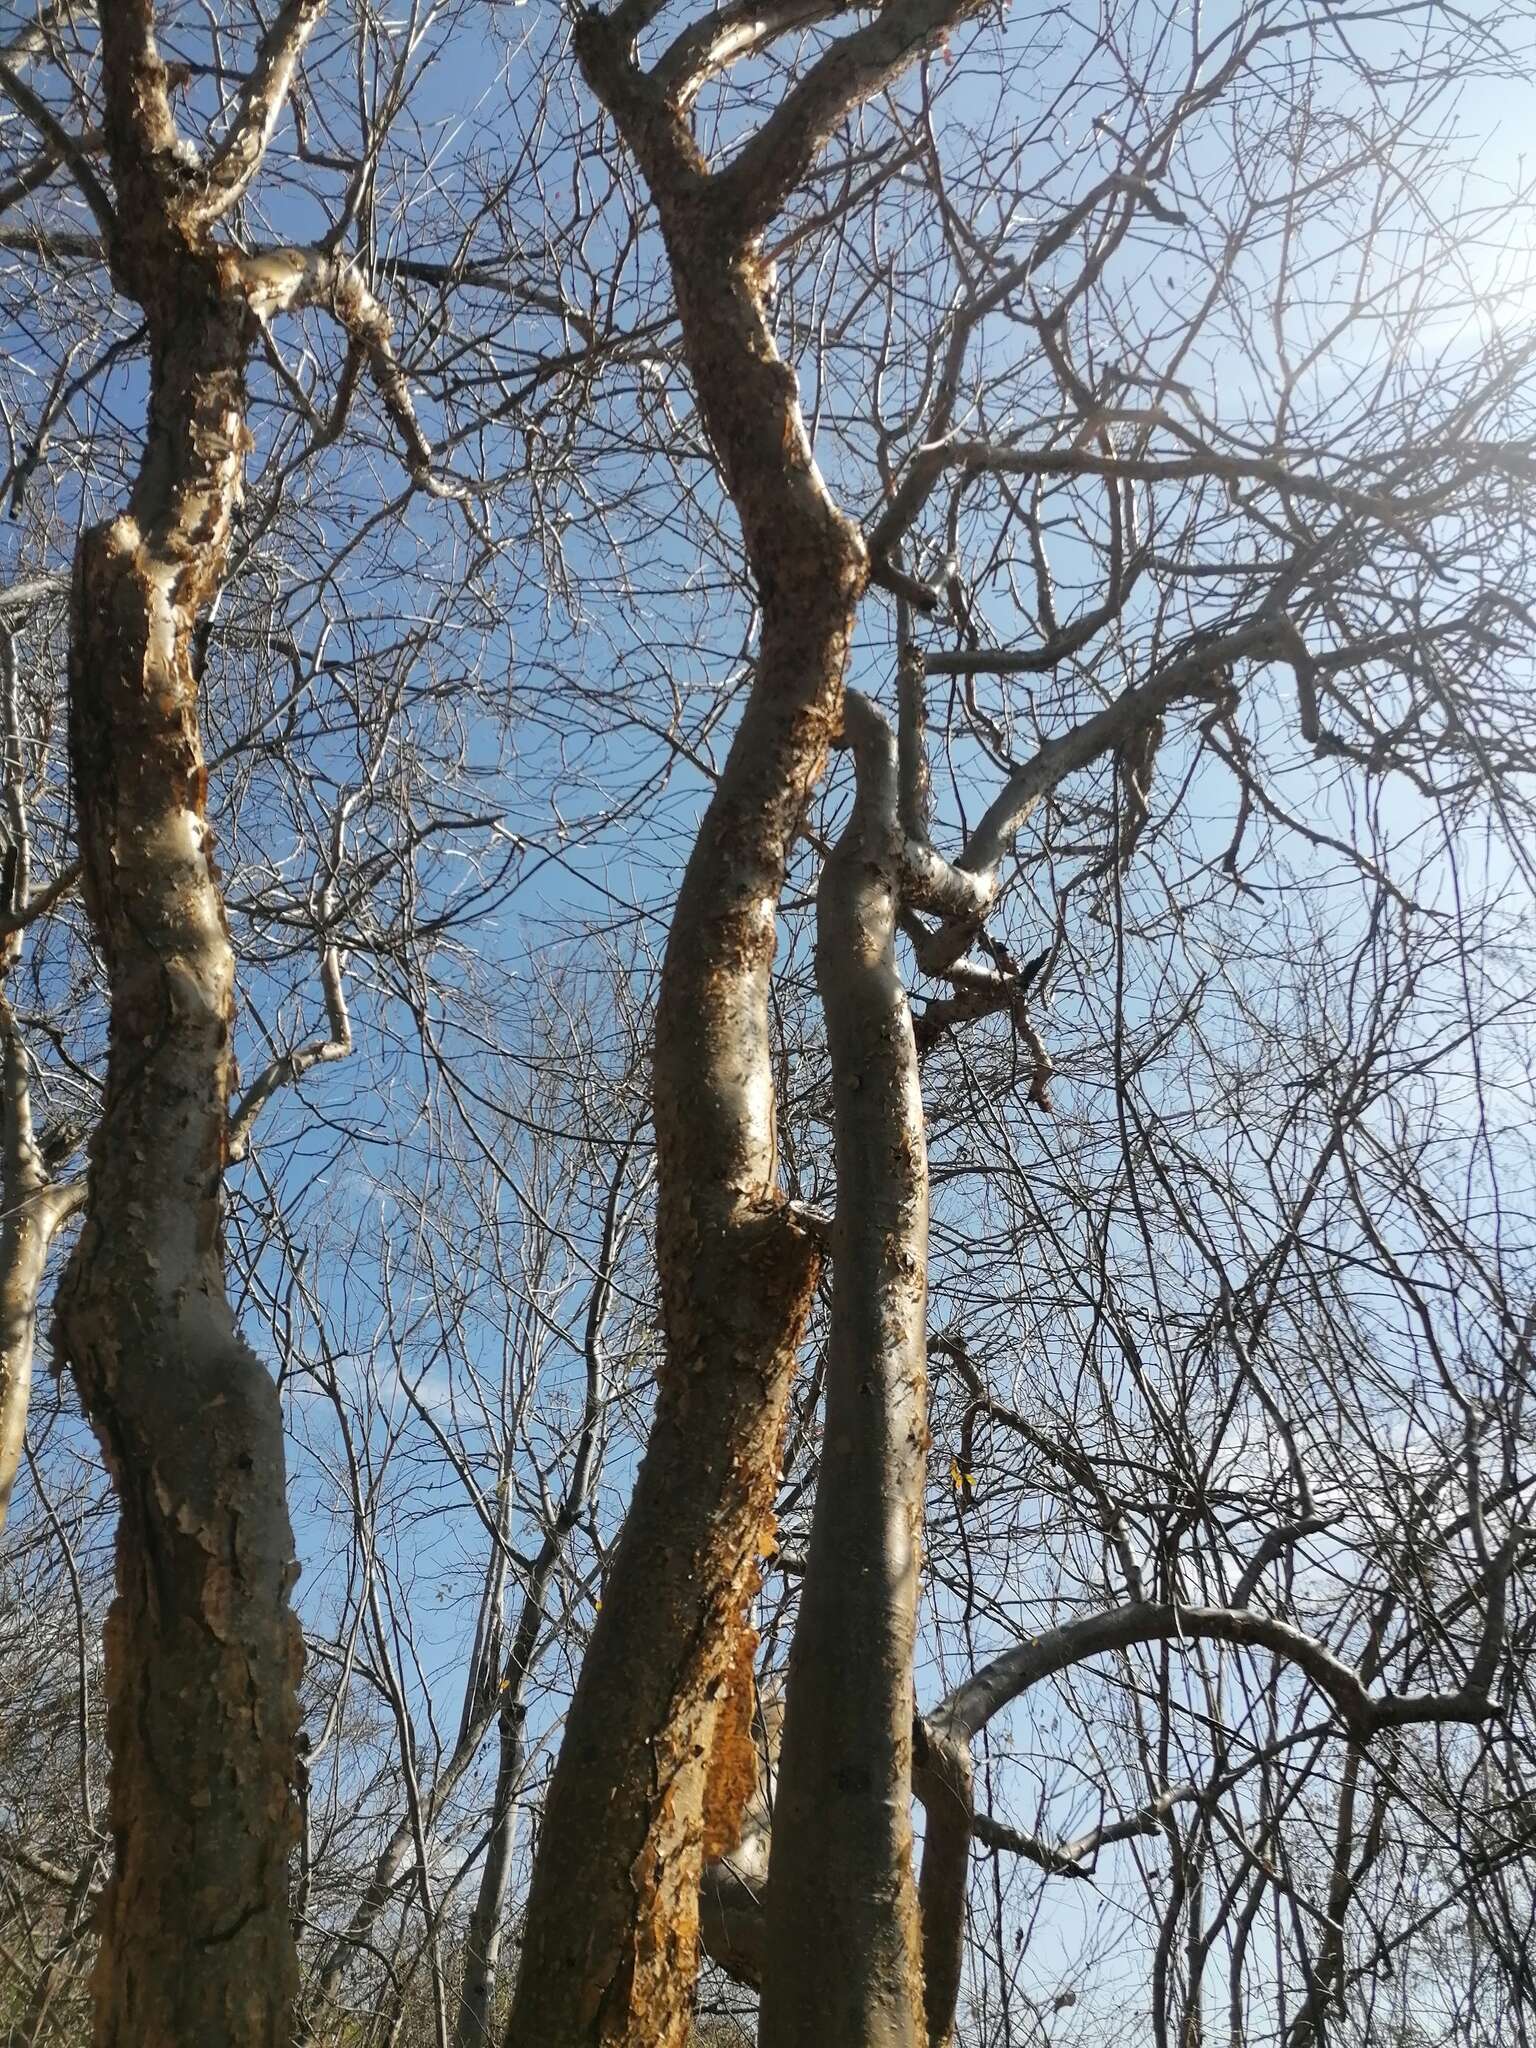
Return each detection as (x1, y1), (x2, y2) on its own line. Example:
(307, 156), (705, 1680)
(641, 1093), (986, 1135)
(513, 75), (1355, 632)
(509, 1), (1536, 2043)
(0, 1), (560, 2035)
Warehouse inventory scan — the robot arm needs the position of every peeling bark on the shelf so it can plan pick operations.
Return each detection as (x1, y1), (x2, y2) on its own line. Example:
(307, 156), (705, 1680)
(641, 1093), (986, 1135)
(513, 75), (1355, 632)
(507, 3), (1045, 2036)
(48, 12), (314, 2041)
(59, 393), (305, 2048)
(505, 26), (866, 2048)
(699, 1684), (779, 1991)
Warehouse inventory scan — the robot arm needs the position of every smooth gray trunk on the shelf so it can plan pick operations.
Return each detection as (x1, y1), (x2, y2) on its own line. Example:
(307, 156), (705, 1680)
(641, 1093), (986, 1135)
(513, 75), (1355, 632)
(761, 695), (930, 2048)
(454, 1705), (524, 2048)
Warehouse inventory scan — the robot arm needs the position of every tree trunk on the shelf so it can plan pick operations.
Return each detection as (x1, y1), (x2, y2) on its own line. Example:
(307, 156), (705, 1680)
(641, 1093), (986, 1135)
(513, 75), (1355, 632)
(0, 1176), (79, 1535)
(506, 31), (866, 2045)
(55, 266), (304, 2048)
(760, 694), (930, 2048)
(0, 697), (84, 1538)
(504, 587), (848, 2048)
(911, 1724), (975, 2048)
(455, 1702), (525, 2048)
(0, 992), (81, 1532)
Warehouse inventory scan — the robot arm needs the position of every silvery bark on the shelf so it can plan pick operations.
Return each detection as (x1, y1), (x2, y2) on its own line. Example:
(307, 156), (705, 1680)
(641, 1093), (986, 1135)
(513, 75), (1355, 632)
(760, 695), (930, 2048)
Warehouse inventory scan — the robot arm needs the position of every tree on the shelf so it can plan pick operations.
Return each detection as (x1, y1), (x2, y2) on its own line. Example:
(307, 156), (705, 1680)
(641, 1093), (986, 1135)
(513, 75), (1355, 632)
(0, 1), (568, 2037)
(509, 1), (1536, 2044)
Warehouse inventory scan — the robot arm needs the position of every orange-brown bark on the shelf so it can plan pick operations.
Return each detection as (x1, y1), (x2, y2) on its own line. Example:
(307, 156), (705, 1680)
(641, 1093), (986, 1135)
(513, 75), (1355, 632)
(51, 12), (311, 2042)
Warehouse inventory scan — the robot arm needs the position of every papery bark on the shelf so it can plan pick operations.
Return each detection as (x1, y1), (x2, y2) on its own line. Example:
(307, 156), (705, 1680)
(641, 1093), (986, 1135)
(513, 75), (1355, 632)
(506, 30), (865, 2048)
(52, 18), (307, 2041)
(59, 360), (305, 2047)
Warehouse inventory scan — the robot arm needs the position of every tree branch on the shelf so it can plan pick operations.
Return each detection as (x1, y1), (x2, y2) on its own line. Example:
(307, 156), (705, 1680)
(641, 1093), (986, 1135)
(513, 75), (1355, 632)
(933, 1600), (1502, 1748)
(0, 57), (114, 234)
(228, 941), (351, 1163)
(709, 0), (996, 235)
(653, 0), (846, 111)
(187, 0), (328, 227)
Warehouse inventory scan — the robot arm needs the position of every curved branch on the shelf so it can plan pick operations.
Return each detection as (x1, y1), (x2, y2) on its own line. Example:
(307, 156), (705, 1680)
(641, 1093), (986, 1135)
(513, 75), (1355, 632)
(653, 0), (845, 110)
(187, 0), (327, 228)
(710, 0), (995, 235)
(227, 943), (351, 1164)
(933, 1600), (1502, 1748)
(952, 625), (1251, 879)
